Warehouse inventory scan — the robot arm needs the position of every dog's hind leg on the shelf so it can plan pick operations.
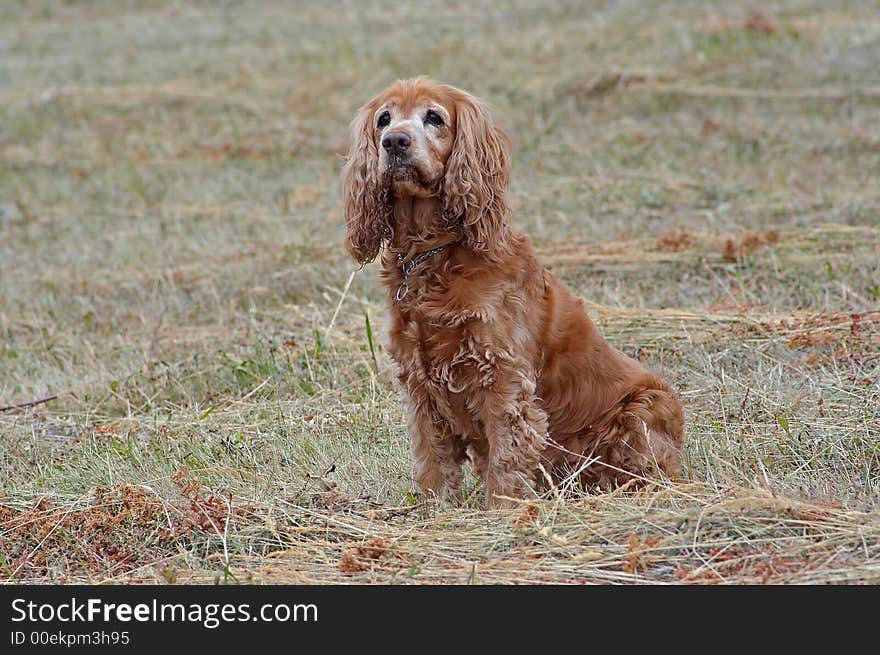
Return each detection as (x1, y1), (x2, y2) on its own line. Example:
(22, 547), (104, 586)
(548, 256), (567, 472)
(580, 381), (685, 489)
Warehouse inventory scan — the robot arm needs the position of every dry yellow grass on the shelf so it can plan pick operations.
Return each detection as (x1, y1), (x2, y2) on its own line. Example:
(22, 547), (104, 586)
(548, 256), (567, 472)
(1, 0), (878, 584)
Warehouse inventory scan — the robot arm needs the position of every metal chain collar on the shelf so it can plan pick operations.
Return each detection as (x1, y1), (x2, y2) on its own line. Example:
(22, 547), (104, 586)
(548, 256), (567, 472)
(395, 244), (449, 301)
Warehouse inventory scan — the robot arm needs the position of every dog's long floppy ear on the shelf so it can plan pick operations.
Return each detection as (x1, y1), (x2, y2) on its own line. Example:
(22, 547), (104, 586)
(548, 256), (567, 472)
(442, 92), (512, 259)
(341, 101), (390, 265)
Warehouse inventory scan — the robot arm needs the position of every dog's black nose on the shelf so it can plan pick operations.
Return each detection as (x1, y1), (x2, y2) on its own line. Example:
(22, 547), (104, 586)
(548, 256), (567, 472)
(382, 132), (411, 155)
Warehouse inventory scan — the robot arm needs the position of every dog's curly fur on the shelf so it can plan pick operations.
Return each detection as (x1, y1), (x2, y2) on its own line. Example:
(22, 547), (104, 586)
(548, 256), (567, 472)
(342, 77), (685, 508)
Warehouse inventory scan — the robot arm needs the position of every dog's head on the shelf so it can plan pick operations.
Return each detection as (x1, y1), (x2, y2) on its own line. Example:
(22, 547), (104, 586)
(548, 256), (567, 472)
(341, 77), (511, 264)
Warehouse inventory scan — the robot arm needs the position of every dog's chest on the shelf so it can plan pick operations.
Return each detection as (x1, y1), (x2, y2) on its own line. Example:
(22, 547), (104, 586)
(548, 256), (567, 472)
(389, 303), (501, 405)
(390, 316), (485, 439)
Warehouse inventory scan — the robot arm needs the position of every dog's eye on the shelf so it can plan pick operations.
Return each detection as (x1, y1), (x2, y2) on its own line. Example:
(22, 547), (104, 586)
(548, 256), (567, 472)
(425, 110), (444, 127)
(377, 112), (391, 128)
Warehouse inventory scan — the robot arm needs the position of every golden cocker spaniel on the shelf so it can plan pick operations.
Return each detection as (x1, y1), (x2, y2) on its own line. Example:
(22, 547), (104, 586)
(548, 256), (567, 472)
(342, 77), (685, 508)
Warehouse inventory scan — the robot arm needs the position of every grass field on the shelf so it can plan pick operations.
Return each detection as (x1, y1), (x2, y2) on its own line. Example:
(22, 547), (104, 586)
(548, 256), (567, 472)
(1, 0), (878, 584)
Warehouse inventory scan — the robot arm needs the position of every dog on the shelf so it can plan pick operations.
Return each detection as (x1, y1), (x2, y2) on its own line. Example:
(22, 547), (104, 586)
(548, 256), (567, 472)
(342, 77), (684, 508)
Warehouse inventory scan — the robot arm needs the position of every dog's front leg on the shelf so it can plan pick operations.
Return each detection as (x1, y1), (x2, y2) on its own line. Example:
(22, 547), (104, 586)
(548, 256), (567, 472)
(474, 368), (549, 509)
(405, 388), (467, 503)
